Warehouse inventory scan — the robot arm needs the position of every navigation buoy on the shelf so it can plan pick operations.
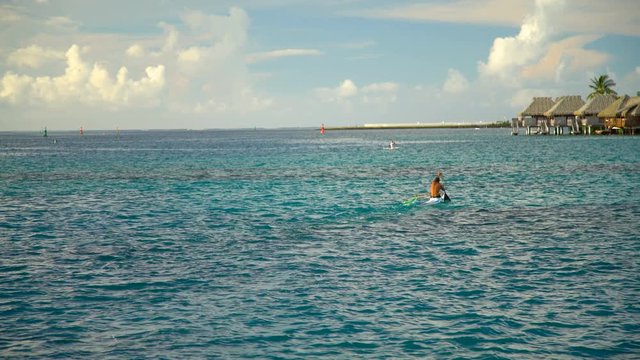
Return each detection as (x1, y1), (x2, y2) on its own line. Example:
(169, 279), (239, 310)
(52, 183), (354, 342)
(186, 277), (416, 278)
(321, 123), (325, 135)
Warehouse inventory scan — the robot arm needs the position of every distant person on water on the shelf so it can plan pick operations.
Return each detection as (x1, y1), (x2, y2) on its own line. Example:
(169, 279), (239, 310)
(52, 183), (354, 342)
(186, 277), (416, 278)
(430, 171), (445, 198)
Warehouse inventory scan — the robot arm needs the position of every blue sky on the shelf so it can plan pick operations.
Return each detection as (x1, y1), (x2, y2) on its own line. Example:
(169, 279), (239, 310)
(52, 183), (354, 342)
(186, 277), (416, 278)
(1, 0), (639, 130)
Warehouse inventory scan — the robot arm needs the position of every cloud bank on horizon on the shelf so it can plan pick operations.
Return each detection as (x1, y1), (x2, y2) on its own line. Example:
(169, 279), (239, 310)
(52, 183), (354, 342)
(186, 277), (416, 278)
(0, 0), (638, 130)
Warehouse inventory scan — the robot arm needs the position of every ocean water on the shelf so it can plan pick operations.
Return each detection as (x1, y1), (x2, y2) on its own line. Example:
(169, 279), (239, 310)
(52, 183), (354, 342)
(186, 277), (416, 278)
(1, 128), (639, 359)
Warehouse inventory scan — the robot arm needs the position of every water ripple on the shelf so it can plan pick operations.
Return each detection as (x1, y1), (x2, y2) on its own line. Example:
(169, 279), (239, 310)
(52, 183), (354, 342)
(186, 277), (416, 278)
(1, 129), (639, 358)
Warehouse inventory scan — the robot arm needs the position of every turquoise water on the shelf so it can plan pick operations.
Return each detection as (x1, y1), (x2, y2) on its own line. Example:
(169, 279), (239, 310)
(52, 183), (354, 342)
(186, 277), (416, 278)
(1, 128), (639, 358)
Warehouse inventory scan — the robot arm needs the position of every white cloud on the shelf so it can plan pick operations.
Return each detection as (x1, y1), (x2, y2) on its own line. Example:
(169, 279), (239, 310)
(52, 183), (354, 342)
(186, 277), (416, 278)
(477, 0), (560, 85)
(361, 82), (398, 104)
(1, 7), (275, 121)
(338, 80), (357, 97)
(442, 69), (469, 93)
(618, 66), (640, 96)
(469, 0), (619, 113)
(509, 88), (550, 108)
(173, 9), (249, 71)
(558, 0), (640, 37)
(89, 63), (165, 105)
(126, 44), (145, 58)
(356, 0), (640, 37)
(362, 82), (398, 93)
(166, 8), (273, 115)
(246, 49), (323, 64)
(0, 5), (23, 23)
(0, 44), (165, 106)
(0, 73), (32, 104)
(358, 0), (526, 27)
(177, 47), (203, 63)
(521, 35), (609, 82)
(180, 8), (249, 46)
(316, 79), (358, 102)
(158, 22), (179, 54)
(337, 40), (376, 49)
(316, 79), (399, 106)
(45, 16), (79, 30)
(7, 45), (65, 68)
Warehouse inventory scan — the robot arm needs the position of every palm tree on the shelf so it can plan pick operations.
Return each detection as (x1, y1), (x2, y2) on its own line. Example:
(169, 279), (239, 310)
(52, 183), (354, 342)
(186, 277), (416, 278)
(588, 74), (617, 99)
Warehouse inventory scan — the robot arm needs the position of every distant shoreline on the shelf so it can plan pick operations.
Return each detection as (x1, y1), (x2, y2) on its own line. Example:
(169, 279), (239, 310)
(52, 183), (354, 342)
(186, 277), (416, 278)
(0, 123), (511, 133)
(324, 122), (509, 130)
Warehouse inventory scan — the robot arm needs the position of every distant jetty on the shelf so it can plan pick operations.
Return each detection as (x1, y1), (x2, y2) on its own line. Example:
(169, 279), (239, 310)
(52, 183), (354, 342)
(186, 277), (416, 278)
(324, 122), (509, 131)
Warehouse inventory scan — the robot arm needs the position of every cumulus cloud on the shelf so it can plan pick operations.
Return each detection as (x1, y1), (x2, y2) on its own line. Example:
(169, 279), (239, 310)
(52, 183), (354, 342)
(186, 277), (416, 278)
(336, 79), (358, 97)
(164, 8), (273, 115)
(246, 49), (323, 64)
(173, 8), (249, 72)
(477, 0), (560, 84)
(180, 8), (249, 46)
(1, 7), (275, 119)
(0, 44), (165, 106)
(158, 22), (179, 54)
(521, 35), (609, 82)
(316, 79), (358, 102)
(443, 69), (469, 93)
(474, 0), (609, 98)
(316, 79), (399, 105)
(126, 44), (145, 58)
(7, 45), (65, 68)
(177, 47), (203, 63)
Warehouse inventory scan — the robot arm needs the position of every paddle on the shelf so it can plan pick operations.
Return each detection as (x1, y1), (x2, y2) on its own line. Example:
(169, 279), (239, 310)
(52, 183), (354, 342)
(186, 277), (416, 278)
(402, 195), (419, 206)
(443, 191), (451, 202)
(402, 194), (427, 206)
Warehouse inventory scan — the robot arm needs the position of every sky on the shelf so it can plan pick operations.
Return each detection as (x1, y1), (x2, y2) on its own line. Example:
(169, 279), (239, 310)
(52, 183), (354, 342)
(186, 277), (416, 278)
(1, 0), (639, 131)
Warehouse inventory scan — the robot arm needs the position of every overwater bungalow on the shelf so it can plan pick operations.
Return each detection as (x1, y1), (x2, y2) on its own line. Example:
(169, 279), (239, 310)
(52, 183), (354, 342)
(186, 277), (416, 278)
(544, 95), (585, 135)
(598, 96), (640, 134)
(519, 97), (555, 135)
(574, 94), (616, 134)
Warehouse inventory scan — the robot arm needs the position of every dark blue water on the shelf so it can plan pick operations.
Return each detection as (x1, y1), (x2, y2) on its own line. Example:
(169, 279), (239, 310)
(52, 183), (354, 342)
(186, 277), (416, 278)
(1, 129), (639, 358)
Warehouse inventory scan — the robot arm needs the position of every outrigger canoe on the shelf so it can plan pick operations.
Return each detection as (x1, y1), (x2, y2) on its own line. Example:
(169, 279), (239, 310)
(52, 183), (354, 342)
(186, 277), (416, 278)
(402, 193), (450, 206)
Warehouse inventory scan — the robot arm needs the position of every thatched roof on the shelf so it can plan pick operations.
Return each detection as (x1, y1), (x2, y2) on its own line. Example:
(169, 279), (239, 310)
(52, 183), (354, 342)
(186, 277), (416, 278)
(544, 96), (584, 117)
(619, 96), (640, 117)
(598, 95), (629, 118)
(519, 97), (555, 117)
(574, 94), (616, 116)
(627, 103), (640, 117)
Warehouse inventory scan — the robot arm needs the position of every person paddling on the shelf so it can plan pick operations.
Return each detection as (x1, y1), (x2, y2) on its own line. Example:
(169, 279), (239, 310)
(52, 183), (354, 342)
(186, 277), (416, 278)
(402, 170), (450, 206)
(429, 171), (449, 200)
